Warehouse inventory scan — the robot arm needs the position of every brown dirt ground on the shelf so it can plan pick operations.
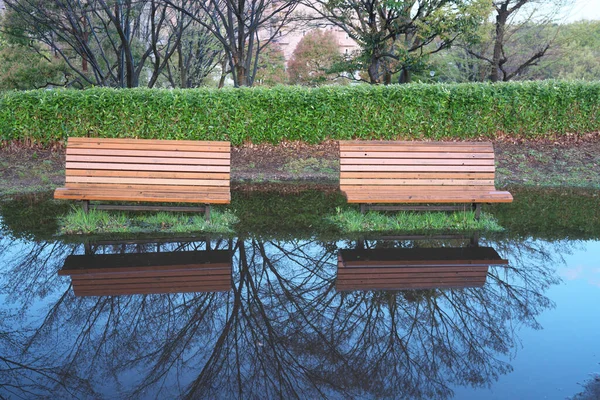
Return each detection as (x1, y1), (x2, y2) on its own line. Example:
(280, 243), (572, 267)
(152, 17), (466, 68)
(1, 134), (600, 196)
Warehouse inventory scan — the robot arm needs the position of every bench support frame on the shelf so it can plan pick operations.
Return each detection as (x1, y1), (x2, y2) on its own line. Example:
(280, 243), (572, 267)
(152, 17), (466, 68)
(81, 201), (212, 221)
(359, 203), (482, 220)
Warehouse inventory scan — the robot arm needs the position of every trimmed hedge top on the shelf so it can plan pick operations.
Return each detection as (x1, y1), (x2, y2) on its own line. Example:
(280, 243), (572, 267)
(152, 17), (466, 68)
(1, 81), (599, 145)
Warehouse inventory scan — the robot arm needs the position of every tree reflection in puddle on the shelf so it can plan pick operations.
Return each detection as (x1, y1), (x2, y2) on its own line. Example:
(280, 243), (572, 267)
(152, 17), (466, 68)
(0, 234), (565, 399)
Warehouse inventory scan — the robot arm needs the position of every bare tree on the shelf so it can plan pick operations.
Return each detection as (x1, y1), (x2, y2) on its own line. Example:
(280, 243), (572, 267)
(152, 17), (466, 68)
(4, 0), (189, 87)
(165, 0), (299, 87)
(465, 0), (570, 82)
(0, 235), (564, 398)
(164, 20), (224, 88)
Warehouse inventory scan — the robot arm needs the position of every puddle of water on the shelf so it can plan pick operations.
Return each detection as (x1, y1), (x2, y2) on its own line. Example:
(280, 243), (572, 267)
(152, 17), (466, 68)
(1, 188), (599, 399)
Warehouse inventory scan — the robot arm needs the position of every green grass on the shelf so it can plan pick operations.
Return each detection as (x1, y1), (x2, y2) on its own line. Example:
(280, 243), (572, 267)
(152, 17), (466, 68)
(328, 208), (503, 232)
(59, 207), (239, 235)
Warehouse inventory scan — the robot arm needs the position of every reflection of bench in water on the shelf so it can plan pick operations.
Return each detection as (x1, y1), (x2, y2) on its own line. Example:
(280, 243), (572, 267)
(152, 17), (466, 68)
(59, 250), (232, 296)
(336, 247), (508, 291)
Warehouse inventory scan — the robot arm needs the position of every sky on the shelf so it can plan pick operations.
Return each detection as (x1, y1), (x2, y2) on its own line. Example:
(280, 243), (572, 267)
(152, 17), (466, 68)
(561, 0), (600, 22)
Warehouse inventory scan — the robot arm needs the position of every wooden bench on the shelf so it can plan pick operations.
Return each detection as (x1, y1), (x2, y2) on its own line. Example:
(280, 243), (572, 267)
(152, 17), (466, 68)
(339, 141), (512, 218)
(58, 250), (232, 296)
(336, 247), (508, 291)
(54, 137), (231, 219)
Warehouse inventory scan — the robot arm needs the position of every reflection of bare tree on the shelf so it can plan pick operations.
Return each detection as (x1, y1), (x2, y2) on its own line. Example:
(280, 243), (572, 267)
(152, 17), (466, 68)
(0, 235), (565, 399)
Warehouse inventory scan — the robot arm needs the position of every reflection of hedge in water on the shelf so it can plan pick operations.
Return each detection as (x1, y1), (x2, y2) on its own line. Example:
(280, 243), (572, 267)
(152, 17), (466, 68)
(232, 189), (345, 237)
(0, 192), (68, 240)
(2, 187), (600, 240)
(487, 187), (600, 239)
(0, 237), (561, 399)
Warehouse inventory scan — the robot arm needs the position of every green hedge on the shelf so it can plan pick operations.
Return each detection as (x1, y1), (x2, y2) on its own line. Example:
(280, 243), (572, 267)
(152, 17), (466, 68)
(1, 81), (599, 145)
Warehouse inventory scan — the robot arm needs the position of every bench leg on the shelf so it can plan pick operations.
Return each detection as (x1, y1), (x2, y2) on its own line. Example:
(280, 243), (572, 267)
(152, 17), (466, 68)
(473, 203), (481, 221)
(204, 204), (211, 221)
(81, 200), (90, 214)
(360, 204), (366, 214)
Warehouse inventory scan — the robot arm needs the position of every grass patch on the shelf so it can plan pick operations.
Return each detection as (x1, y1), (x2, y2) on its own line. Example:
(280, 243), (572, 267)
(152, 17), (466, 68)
(59, 207), (239, 235)
(328, 208), (503, 233)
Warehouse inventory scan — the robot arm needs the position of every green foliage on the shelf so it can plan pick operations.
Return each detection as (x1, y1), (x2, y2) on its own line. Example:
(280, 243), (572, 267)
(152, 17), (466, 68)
(328, 208), (503, 233)
(1, 81), (600, 145)
(287, 30), (342, 86)
(319, 0), (491, 83)
(59, 207), (239, 235)
(254, 43), (288, 86)
(0, 23), (68, 90)
(535, 21), (600, 81)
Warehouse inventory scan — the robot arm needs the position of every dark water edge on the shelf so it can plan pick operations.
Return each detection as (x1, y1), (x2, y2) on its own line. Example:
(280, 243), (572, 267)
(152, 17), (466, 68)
(1, 186), (599, 399)
(2, 186), (600, 241)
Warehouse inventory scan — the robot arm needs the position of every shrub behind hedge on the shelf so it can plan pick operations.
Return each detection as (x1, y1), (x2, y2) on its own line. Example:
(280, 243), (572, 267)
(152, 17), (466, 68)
(1, 81), (599, 145)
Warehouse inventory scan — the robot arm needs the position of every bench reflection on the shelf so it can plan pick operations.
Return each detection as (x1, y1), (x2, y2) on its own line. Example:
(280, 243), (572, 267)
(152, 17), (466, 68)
(337, 236), (508, 291)
(58, 238), (232, 296)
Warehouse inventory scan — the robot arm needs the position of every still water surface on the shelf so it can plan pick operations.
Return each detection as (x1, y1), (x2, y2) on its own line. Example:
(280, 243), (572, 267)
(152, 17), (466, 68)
(1, 190), (599, 399)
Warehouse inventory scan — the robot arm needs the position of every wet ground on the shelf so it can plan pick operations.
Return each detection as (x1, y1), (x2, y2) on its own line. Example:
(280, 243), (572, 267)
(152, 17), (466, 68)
(2, 135), (600, 196)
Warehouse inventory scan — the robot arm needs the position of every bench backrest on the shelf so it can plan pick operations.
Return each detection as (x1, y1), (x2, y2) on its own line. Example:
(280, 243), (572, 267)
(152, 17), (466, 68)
(65, 137), (230, 191)
(339, 141), (496, 190)
(336, 247), (508, 291)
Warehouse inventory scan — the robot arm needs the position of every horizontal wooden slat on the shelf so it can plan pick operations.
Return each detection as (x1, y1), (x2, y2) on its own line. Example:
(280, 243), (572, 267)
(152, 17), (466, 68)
(66, 162), (230, 173)
(67, 170), (230, 180)
(340, 165), (496, 172)
(72, 275), (231, 287)
(341, 185), (497, 192)
(339, 140), (491, 146)
(335, 280), (486, 291)
(340, 179), (495, 186)
(337, 267), (491, 275)
(341, 158), (494, 166)
(341, 151), (494, 159)
(66, 155), (230, 166)
(74, 285), (231, 296)
(338, 272), (487, 280)
(63, 183), (230, 192)
(67, 148), (230, 159)
(54, 187), (230, 203)
(340, 172), (495, 179)
(68, 137), (229, 145)
(340, 144), (493, 153)
(68, 137), (230, 152)
(66, 176), (229, 186)
(68, 142), (229, 153)
(62, 266), (231, 277)
(337, 276), (486, 284)
(342, 193), (513, 203)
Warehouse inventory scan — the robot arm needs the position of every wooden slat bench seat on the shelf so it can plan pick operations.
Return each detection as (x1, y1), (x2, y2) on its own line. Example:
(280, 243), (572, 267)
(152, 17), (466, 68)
(339, 141), (513, 218)
(336, 247), (508, 291)
(54, 137), (231, 218)
(58, 250), (232, 297)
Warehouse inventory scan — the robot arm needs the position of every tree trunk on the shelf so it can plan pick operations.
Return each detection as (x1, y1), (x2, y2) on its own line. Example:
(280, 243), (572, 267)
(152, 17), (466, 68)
(368, 55), (380, 84)
(178, 43), (187, 88)
(491, 4), (509, 82)
(398, 67), (411, 84)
